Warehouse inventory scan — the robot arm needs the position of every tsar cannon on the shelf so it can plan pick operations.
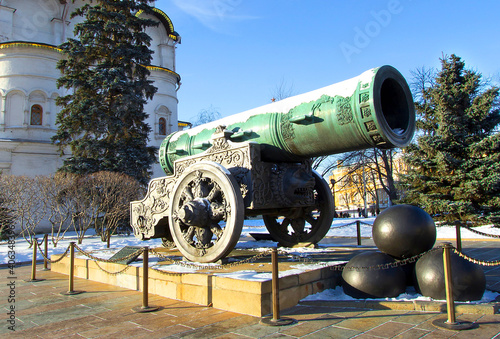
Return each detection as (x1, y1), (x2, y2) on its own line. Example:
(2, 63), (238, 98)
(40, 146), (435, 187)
(130, 66), (415, 262)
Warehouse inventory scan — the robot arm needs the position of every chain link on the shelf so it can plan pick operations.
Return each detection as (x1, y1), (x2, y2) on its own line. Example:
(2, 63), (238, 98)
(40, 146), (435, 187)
(436, 221), (500, 239)
(461, 224), (500, 239)
(328, 221), (373, 231)
(278, 248), (442, 272)
(329, 223), (355, 230)
(149, 266), (184, 276)
(35, 240), (70, 263)
(453, 248), (500, 266)
(93, 260), (134, 275)
(149, 248), (274, 270)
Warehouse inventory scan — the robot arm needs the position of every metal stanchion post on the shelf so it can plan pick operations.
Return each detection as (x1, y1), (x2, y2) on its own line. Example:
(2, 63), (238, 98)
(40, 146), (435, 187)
(443, 243), (456, 324)
(25, 238), (44, 282)
(432, 243), (473, 330)
(43, 234), (49, 271)
(132, 247), (159, 313)
(356, 220), (362, 246)
(260, 248), (295, 326)
(61, 242), (84, 295)
(455, 221), (462, 252)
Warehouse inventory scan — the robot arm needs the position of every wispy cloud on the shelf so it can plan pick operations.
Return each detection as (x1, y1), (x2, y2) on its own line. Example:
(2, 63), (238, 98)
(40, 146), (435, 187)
(170, 0), (259, 32)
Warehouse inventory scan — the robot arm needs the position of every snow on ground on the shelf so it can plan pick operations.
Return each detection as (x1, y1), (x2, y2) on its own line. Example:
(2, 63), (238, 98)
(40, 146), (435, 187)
(302, 286), (500, 304)
(3, 216), (500, 265)
(2, 217), (500, 303)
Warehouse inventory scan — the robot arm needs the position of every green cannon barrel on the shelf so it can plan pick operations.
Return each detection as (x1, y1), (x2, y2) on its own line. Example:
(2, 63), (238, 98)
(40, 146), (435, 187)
(159, 65), (415, 175)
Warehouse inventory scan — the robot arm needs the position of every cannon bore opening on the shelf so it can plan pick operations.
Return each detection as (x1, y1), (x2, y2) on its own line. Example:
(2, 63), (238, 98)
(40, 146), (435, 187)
(380, 77), (410, 136)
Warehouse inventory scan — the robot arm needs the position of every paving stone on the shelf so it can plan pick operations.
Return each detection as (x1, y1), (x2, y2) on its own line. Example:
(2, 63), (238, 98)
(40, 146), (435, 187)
(175, 315), (259, 338)
(45, 322), (104, 339)
(362, 320), (414, 338)
(281, 304), (346, 321)
(354, 334), (386, 339)
(301, 324), (361, 338)
(11, 315), (101, 338)
(416, 328), (456, 338)
(77, 320), (150, 338)
(279, 315), (344, 337)
(181, 310), (241, 328)
(212, 334), (252, 339)
(17, 303), (111, 326)
(393, 327), (432, 339)
(322, 308), (368, 319)
(333, 309), (405, 332)
(394, 311), (441, 325)
(230, 322), (288, 338)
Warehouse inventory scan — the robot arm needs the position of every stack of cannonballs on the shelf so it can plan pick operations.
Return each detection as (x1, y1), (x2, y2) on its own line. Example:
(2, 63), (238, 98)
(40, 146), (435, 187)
(341, 204), (486, 301)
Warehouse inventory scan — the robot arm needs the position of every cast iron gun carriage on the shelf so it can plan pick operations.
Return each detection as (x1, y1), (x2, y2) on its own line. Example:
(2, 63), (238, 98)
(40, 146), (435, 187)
(130, 66), (415, 263)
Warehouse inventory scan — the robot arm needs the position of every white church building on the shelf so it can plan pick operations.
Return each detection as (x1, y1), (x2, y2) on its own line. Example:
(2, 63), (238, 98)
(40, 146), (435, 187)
(0, 0), (181, 178)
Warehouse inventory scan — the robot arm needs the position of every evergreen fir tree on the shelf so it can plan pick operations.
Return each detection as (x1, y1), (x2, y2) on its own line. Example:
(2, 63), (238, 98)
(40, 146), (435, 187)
(402, 54), (500, 224)
(53, 0), (158, 185)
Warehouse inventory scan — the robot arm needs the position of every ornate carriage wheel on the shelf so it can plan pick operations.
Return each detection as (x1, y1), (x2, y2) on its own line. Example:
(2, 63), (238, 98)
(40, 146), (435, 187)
(168, 162), (244, 263)
(263, 170), (334, 247)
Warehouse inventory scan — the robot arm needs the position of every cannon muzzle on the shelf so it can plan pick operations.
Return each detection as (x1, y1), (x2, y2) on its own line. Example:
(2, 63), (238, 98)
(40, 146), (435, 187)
(160, 65), (414, 174)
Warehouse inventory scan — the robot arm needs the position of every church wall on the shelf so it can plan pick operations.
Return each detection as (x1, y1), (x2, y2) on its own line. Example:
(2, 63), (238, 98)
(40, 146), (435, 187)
(0, 1), (181, 180)
(142, 12), (178, 71)
(2, 0), (86, 45)
(10, 142), (65, 176)
(5, 91), (25, 127)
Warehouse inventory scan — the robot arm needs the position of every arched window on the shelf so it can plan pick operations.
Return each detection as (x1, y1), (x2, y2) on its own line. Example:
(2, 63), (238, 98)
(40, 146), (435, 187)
(30, 105), (42, 126)
(159, 117), (166, 135)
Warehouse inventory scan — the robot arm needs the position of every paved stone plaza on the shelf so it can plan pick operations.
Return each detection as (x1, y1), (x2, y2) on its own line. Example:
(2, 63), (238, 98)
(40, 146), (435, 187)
(1, 238), (500, 338)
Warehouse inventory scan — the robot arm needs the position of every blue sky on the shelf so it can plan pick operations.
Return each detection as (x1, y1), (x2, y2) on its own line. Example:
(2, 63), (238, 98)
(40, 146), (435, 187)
(155, 0), (500, 123)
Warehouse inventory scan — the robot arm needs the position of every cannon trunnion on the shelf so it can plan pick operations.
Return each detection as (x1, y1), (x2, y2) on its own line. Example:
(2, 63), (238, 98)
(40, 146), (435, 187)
(130, 66), (415, 263)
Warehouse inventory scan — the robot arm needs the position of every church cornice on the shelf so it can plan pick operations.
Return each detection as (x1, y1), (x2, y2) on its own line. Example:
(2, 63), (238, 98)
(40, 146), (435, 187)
(136, 7), (181, 43)
(0, 41), (181, 84)
(0, 41), (61, 52)
(146, 65), (181, 83)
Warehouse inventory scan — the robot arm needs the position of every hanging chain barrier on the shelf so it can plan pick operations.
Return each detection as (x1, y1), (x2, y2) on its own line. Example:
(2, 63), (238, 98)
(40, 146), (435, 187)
(73, 244), (145, 275)
(453, 248), (500, 267)
(460, 224), (500, 239)
(34, 240), (145, 275)
(35, 240), (71, 264)
(278, 248), (442, 271)
(93, 260), (134, 275)
(150, 247), (436, 272)
(328, 220), (373, 230)
(31, 215), (500, 277)
(437, 220), (500, 239)
(149, 248), (275, 271)
(149, 266), (184, 277)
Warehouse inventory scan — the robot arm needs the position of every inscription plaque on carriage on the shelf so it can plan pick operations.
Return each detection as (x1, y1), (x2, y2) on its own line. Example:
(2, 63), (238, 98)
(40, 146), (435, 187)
(108, 246), (143, 265)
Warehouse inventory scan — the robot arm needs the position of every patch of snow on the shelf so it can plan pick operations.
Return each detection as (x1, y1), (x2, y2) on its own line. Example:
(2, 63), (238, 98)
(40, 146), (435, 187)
(3, 217), (500, 265)
(301, 286), (499, 304)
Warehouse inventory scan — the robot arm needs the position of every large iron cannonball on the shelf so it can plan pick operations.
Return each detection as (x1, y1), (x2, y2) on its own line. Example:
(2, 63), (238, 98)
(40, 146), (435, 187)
(342, 251), (406, 299)
(373, 205), (436, 259)
(414, 246), (486, 301)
